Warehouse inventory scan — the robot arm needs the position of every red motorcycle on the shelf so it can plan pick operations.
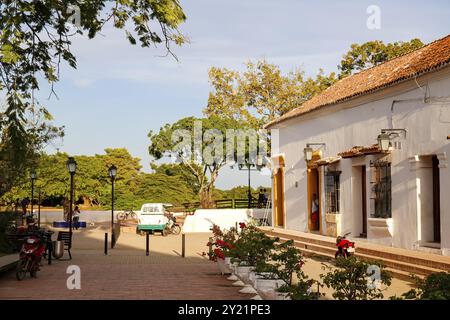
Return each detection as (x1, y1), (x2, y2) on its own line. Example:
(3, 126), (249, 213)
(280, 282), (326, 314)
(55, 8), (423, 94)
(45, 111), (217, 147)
(335, 232), (355, 259)
(16, 234), (46, 280)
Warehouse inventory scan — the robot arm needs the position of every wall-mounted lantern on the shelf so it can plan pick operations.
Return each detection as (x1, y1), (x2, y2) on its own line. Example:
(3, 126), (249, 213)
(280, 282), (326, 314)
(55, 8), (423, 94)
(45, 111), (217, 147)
(303, 146), (313, 161)
(303, 143), (326, 162)
(377, 129), (407, 152)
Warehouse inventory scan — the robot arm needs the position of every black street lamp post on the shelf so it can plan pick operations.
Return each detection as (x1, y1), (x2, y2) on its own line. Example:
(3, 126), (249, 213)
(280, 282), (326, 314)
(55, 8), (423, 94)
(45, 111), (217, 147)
(238, 156), (265, 208)
(66, 157), (77, 238)
(108, 165), (117, 248)
(30, 170), (37, 221)
(38, 189), (41, 228)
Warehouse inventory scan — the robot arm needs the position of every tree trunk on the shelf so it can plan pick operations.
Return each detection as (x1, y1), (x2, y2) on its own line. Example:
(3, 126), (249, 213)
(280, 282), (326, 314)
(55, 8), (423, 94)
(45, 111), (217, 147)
(199, 187), (214, 209)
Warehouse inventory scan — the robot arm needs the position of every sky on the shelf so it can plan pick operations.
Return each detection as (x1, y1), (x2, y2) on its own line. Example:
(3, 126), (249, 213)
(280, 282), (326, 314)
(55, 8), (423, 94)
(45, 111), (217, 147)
(38, 0), (450, 189)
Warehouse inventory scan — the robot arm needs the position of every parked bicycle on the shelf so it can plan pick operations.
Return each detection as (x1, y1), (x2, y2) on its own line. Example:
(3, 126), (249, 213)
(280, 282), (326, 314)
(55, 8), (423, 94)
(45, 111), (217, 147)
(165, 216), (181, 235)
(117, 210), (138, 221)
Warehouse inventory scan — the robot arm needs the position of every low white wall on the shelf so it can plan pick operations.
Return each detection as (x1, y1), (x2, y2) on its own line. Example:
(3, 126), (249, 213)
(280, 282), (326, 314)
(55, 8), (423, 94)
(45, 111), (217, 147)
(34, 210), (116, 223)
(182, 209), (269, 233)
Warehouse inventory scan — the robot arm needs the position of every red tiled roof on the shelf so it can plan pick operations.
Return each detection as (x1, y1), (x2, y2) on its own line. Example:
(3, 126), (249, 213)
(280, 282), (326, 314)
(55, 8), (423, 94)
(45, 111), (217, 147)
(313, 156), (341, 166)
(337, 144), (388, 158)
(265, 34), (450, 129)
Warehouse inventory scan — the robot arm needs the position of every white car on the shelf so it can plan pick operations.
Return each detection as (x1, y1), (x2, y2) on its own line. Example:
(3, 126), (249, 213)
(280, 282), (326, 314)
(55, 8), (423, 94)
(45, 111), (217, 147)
(136, 203), (172, 236)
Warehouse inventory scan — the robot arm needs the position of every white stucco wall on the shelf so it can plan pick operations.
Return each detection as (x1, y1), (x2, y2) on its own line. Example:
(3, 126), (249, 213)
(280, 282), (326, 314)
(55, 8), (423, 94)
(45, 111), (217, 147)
(272, 66), (450, 255)
(182, 209), (268, 233)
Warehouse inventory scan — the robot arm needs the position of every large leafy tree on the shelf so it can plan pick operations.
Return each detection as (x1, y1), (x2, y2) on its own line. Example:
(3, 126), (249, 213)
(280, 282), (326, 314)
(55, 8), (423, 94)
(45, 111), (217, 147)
(0, 0), (186, 196)
(205, 39), (423, 128)
(148, 116), (260, 208)
(151, 162), (201, 195)
(338, 39), (424, 77)
(0, 148), (196, 210)
(204, 60), (336, 128)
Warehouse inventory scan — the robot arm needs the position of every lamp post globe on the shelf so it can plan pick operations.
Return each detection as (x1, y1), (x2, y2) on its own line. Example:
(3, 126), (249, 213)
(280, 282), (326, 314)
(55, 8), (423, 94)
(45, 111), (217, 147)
(30, 170), (37, 180)
(108, 165), (117, 179)
(66, 157), (77, 174)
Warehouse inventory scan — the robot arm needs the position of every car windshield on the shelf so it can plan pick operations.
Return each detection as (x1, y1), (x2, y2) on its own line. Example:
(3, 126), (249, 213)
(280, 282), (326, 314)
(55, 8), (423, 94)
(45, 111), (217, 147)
(141, 205), (162, 214)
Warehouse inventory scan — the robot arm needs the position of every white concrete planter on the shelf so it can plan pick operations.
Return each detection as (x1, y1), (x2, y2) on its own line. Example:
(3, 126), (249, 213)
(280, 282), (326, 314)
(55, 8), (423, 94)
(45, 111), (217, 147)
(255, 278), (285, 293)
(275, 292), (291, 300)
(229, 260), (240, 273)
(248, 271), (257, 286)
(217, 259), (232, 275)
(235, 266), (254, 283)
(251, 272), (274, 287)
(224, 257), (232, 268)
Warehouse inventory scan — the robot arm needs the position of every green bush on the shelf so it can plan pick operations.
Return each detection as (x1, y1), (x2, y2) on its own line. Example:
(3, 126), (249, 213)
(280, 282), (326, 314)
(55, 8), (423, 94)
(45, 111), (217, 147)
(320, 256), (392, 300)
(271, 240), (305, 286)
(231, 224), (278, 266)
(396, 272), (450, 300)
(0, 212), (16, 254)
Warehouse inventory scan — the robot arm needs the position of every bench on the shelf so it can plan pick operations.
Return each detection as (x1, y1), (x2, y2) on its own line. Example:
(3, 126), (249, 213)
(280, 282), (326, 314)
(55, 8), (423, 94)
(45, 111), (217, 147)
(6, 233), (27, 252)
(57, 231), (72, 260)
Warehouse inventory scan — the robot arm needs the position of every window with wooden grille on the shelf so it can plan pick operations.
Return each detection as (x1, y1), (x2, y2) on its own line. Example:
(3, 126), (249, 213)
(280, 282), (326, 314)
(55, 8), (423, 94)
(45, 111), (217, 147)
(370, 161), (391, 218)
(325, 171), (340, 214)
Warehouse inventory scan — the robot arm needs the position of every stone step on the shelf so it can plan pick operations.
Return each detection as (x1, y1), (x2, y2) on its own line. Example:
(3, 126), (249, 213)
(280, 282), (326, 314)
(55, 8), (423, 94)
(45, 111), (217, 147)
(264, 229), (450, 272)
(272, 235), (438, 280)
(295, 246), (420, 282)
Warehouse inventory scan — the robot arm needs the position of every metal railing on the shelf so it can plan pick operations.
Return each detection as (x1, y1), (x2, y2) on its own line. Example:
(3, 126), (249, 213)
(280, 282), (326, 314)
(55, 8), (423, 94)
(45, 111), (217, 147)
(173, 198), (272, 212)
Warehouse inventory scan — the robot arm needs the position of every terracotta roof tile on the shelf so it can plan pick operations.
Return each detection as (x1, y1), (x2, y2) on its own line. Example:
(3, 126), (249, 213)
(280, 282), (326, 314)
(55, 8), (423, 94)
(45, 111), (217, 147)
(337, 144), (389, 158)
(265, 34), (450, 129)
(313, 156), (341, 166)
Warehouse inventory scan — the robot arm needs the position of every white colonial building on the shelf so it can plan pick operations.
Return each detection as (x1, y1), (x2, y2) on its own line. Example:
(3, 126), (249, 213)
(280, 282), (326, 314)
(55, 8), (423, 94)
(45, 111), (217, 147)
(265, 35), (450, 256)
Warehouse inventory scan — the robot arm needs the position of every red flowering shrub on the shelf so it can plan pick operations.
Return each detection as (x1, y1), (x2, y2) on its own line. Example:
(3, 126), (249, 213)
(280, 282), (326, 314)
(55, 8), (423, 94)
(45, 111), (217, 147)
(206, 223), (238, 261)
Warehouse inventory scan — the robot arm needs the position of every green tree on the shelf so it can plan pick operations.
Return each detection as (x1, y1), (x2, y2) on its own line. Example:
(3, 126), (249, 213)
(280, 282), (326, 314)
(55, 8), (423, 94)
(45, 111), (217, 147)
(205, 39), (423, 128)
(394, 272), (450, 300)
(148, 116), (256, 208)
(338, 39), (424, 77)
(320, 257), (392, 300)
(1, 148), (144, 208)
(151, 162), (201, 195)
(204, 60), (336, 127)
(0, 1), (186, 196)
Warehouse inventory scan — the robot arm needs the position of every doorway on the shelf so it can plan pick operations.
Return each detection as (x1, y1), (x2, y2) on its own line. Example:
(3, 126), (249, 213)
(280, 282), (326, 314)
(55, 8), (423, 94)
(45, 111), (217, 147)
(432, 156), (441, 243)
(273, 158), (285, 228)
(419, 155), (441, 245)
(352, 165), (367, 238)
(361, 165), (367, 238)
(307, 167), (320, 232)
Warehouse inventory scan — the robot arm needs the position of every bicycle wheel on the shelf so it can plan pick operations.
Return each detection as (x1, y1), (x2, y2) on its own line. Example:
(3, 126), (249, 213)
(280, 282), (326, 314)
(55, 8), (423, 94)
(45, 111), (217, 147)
(117, 212), (125, 221)
(130, 212), (138, 220)
(172, 225), (181, 235)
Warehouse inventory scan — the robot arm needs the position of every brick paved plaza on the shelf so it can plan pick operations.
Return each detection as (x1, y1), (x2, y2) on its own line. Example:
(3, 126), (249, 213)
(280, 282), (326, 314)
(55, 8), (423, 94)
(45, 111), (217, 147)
(0, 226), (254, 300)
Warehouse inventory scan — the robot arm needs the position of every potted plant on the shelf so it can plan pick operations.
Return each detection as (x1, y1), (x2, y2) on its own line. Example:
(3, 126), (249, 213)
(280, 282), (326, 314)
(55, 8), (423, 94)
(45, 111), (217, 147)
(391, 272), (450, 300)
(231, 223), (278, 283)
(204, 224), (237, 275)
(257, 239), (305, 297)
(277, 279), (323, 300)
(320, 256), (392, 300)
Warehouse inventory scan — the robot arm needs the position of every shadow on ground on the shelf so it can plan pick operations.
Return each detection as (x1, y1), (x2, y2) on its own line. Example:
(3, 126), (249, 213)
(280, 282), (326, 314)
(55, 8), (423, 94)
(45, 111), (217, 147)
(0, 224), (253, 300)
